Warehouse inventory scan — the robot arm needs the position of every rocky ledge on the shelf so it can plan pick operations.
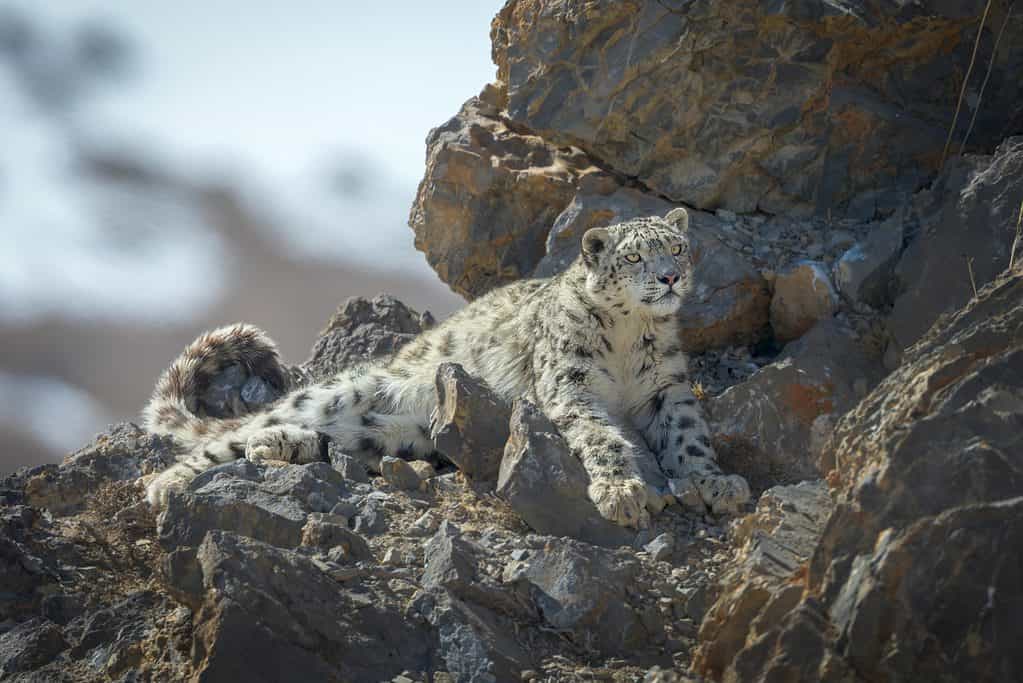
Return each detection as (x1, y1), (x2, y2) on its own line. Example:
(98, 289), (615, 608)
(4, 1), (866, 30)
(0, 295), (795, 682)
(3, 261), (1022, 681)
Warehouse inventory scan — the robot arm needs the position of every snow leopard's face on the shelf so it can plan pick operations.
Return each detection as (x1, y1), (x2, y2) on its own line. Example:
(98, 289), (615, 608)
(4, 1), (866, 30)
(581, 209), (693, 315)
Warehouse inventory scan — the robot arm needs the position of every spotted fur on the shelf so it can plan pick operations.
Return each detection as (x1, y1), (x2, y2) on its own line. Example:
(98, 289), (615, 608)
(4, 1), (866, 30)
(143, 209), (750, 526)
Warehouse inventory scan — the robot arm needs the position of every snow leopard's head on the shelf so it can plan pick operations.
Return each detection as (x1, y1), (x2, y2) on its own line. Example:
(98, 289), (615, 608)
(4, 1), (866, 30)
(581, 208), (693, 315)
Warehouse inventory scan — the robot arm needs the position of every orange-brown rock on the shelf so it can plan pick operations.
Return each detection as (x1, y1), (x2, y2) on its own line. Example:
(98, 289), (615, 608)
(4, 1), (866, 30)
(409, 92), (604, 299)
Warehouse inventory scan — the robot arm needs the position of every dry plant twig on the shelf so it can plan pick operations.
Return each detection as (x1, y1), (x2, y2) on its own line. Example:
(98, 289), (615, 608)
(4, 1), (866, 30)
(965, 255), (979, 298)
(941, 0), (993, 168)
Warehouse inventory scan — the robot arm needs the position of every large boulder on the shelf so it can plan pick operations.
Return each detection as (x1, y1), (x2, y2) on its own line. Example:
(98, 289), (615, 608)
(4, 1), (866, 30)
(492, 0), (1023, 215)
(158, 461), (351, 551)
(503, 537), (653, 656)
(21, 424), (176, 516)
(178, 531), (431, 681)
(696, 267), (1023, 682)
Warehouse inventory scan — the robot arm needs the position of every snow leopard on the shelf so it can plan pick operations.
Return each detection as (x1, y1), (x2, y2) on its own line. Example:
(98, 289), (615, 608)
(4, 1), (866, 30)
(143, 208), (750, 528)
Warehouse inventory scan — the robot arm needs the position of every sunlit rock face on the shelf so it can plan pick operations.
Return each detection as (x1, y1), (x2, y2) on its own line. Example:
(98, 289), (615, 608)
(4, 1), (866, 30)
(491, 0), (1022, 215)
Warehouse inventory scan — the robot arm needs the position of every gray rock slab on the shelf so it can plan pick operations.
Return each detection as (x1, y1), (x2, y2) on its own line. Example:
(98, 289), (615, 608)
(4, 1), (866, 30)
(496, 400), (634, 548)
(505, 538), (652, 656)
(188, 531), (431, 681)
(431, 363), (511, 482)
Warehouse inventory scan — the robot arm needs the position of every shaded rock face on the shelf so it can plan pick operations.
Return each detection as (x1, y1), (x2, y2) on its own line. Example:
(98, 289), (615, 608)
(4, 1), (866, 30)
(184, 531), (432, 682)
(694, 481), (832, 679)
(707, 319), (883, 486)
(492, 0), (1022, 215)
(889, 136), (1023, 351)
(833, 215), (903, 308)
(697, 268), (1023, 682)
(504, 539), (650, 656)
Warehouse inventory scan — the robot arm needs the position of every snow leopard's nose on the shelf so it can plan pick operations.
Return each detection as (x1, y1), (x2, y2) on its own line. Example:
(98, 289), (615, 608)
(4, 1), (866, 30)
(657, 271), (680, 287)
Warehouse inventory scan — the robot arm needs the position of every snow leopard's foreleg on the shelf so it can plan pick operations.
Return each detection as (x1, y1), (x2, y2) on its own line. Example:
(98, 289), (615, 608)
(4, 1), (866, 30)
(642, 382), (750, 514)
(543, 394), (651, 529)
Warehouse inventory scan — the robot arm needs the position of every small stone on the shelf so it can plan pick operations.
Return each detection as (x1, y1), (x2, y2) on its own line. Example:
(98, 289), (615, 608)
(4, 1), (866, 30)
(353, 497), (390, 535)
(668, 478), (704, 510)
(408, 510), (440, 537)
(328, 444), (370, 483)
(328, 500), (356, 522)
(407, 460), (435, 482)
(380, 457), (422, 491)
(300, 513), (373, 562)
(834, 221), (902, 307)
(770, 261), (838, 342)
(422, 521), (476, 594)
(681, 584), (709, 622)
(643, 533), (675, 563)
(382, 548), (402, 566)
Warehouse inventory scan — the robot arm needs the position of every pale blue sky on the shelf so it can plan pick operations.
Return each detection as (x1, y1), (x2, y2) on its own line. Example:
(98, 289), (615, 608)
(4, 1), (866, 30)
(0, 1), (504, 321)
(11, 0), (502, 184)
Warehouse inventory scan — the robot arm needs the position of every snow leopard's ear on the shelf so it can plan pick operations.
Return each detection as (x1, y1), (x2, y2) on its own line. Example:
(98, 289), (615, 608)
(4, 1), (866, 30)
(582, 227), (610, 266)
(664, 208), (689, 233)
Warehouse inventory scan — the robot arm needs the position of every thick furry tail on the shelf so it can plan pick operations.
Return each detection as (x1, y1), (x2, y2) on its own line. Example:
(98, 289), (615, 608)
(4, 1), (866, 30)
(142, 323), (288, 451)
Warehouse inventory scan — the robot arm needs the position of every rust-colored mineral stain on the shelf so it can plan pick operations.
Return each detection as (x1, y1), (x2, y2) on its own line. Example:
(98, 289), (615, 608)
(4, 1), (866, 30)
(782, 381), (835, 425)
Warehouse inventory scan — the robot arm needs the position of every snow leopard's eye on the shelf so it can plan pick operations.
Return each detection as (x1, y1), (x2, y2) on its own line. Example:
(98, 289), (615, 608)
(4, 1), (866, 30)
(624, 253), (641, 263)
(671, 244), (683, 256)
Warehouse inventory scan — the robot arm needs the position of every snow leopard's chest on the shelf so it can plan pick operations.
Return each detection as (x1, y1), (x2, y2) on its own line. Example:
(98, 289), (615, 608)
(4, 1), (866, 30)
(573, 315), (684, 418)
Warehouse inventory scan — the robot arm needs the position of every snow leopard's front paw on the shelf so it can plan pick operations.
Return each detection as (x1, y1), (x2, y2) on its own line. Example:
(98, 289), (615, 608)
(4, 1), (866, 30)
(589, 477), (651, 529)
(245, 425), (321, 464)
(694, 473), (751, 515)
(144, 466), (192, 508)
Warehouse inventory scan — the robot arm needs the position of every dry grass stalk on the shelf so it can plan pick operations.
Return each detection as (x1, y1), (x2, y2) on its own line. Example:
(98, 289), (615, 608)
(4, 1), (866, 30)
(961, 3), (1015, 154)
(1010, 198), (1023, 271)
